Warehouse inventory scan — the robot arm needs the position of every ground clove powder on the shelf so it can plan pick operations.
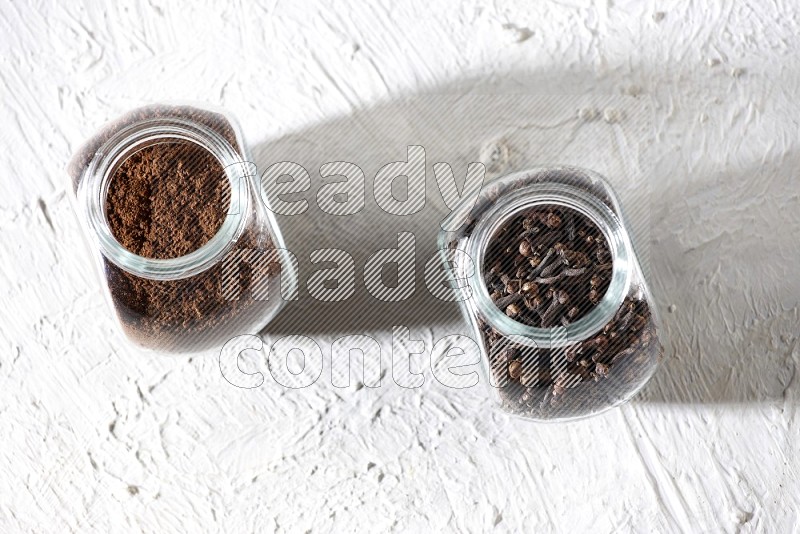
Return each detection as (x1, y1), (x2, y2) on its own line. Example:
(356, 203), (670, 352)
(106, 142), (231, 259)
(69, 105), (281, 352)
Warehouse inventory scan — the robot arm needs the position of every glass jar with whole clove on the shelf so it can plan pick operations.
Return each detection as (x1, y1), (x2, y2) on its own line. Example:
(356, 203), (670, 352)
(68, 104), (294, 353)
(439, 166), (664, 421)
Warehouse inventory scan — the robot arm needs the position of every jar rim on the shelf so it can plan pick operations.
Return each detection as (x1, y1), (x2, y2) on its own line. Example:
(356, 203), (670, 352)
(463, 170), (633, 348)
(78, 117), (251, 280)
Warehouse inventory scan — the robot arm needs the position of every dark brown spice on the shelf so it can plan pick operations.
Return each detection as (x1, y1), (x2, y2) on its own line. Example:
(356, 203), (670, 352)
(459, 195), (663, 418)
(484, 205), (611, 328)
(70, 105), (279, 352)
(106, 142), (231, 259)
(487, 295), (661, 419)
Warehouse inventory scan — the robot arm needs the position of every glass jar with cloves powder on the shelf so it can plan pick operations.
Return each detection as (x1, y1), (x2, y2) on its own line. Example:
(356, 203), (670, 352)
(68, 104), (295, 353)
(439, 166), (664, 421)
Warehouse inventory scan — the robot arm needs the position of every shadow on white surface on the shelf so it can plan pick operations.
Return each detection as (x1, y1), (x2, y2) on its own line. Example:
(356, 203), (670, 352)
(245, 72), (800, 406)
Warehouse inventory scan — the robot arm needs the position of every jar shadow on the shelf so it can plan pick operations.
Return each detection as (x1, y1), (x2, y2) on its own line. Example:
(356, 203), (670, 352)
(249, 101), (461, 339)
(243, 71), (799, 406)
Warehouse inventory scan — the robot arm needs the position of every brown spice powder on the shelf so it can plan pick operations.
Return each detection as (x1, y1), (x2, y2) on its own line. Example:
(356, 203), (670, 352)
(69, 105), (276, 352)
(106, 142), (231, 259)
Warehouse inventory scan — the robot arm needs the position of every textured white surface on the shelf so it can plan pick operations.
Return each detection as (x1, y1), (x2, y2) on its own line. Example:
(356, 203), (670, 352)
(2, 1), (800, 532)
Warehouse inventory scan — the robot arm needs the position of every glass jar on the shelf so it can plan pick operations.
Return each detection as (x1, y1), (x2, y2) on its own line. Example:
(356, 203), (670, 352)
(67, 104), (294, 353)
(439, 166), (664, 421)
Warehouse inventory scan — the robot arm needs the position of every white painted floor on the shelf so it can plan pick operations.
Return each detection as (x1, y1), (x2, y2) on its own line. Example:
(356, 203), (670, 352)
(1, 1), (799, 532)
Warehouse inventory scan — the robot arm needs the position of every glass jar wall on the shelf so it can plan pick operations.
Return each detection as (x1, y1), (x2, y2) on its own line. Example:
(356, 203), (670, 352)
(439, 166), (664, 421)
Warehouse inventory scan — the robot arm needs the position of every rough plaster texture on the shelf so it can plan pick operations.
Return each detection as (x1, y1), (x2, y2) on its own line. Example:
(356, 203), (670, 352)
(1, 1), (799, 532)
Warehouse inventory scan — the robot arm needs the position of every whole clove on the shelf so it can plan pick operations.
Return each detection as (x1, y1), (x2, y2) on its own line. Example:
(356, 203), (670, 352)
(441, 167), (664, 420)
(475, 204), (662, 418)
(484, 206), (611, 327)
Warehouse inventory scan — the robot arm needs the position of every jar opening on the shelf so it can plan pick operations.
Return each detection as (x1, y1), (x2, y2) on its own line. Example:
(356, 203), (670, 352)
(104, 139), (234, 260)
(79, 118), (251, 280)
(467, 181), (632, 348)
